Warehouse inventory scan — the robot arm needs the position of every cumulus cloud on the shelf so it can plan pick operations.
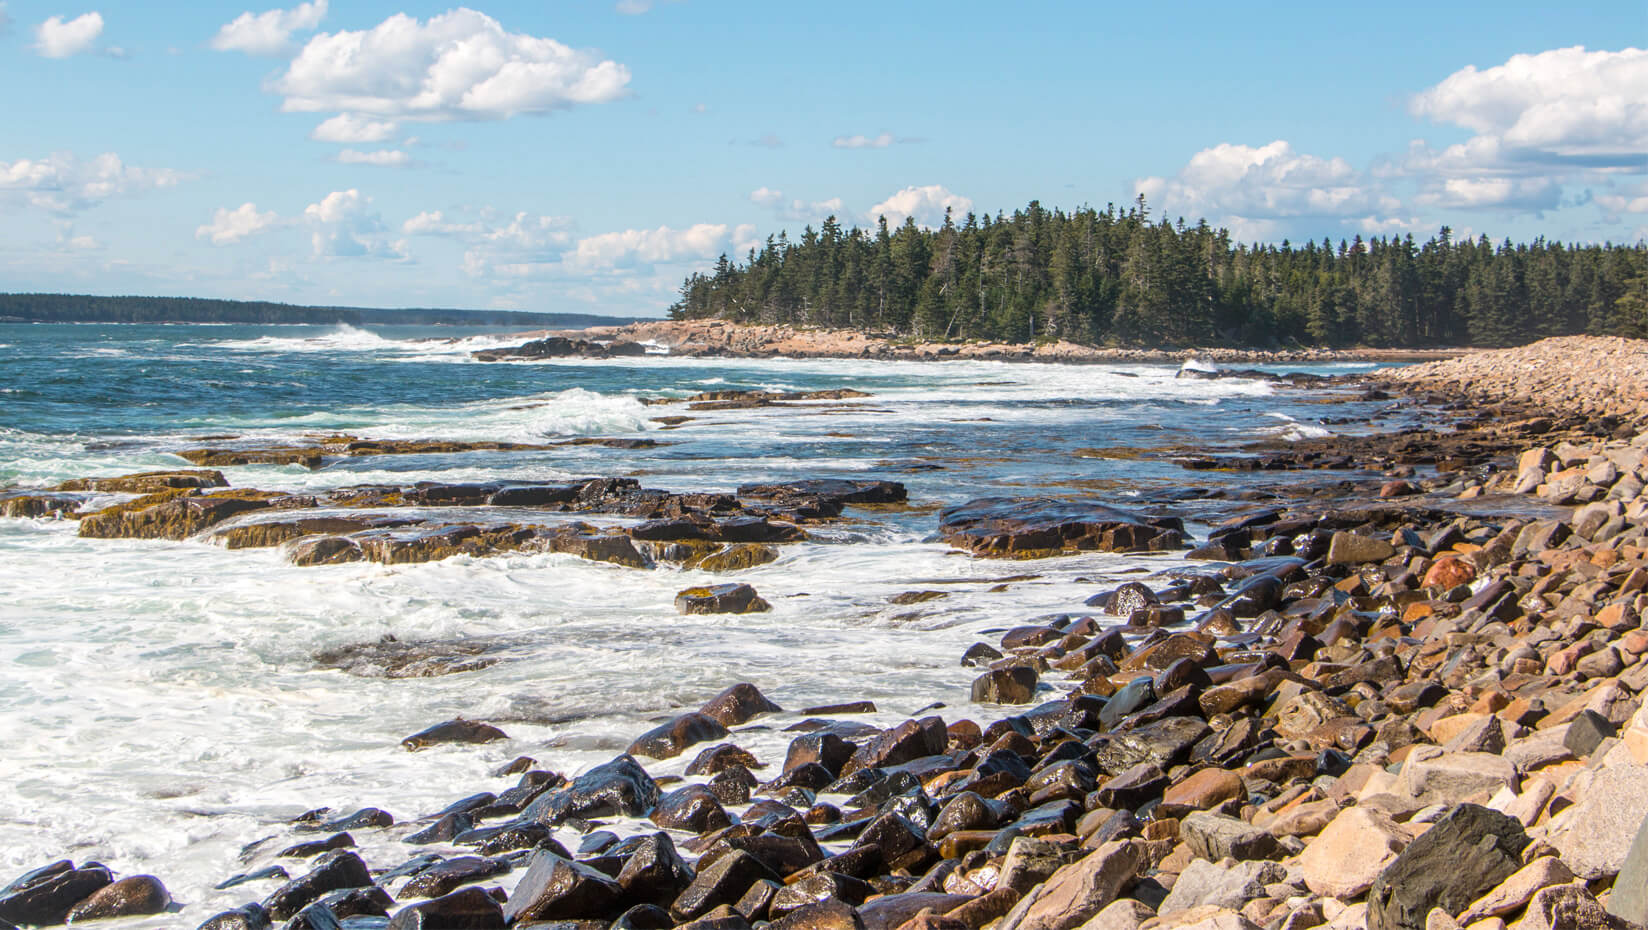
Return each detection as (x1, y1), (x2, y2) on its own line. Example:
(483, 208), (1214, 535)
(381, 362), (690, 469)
(310, 113), (398, 143)
(1411, 46), (1647, 168)
(867, 184), (973, 228)
(210, 0), (326, 56)
(402, 208), (574, 276)
(564, 223), (751, 273)
(34, 11), (103, 58)
(0, 151), (183, 214)
(196, 203), (280, 244)
(1134, 141), (1405, 236)
(302, 189), (405, 259)
(273, 9), (632, 123)
(337, 148), (411, 166)
(748, 187), (846, 223)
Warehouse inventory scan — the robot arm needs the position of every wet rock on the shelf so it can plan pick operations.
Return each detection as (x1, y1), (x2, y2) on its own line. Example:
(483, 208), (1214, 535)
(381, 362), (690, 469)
(0, 863), (113, 927)
(503, 851), (624, 923)
(700, 683), (783, 727)
(767, 898), (866, 930)
(401, 718), (508, 750)
(64, 875), (170, 923)
(737, 479), (907, 506)
(264, 851), (375, 921)
(309, 886), (393, 920)
(786, 733), (857, 778)
(525, 755), (661, 824)
(617, 833), (695, 908)
(842, 717), (946, 776)
(671, 850), (782, 923)
(454, 821), (559, 856)
(79, 489), (282, 540)
(1367, 804), (1529, 930)
(314, 637), (497, 679)
(687, 744), (762, 776)
(629, 713), (731, 760)
(385, 885), (505, 929)
(399, 856), (507, 899)
(676, 584), (773, 615)
(937, 498), (1185, 558)
(614, 904), (677, 930)
(770, 873), (873, 918)
(198, 903), (273, 930)
(651, 785), (732, 834)
(695, 544), (781, 573)
(971, 667), (1038, 704)
(58, 468), (228, 494)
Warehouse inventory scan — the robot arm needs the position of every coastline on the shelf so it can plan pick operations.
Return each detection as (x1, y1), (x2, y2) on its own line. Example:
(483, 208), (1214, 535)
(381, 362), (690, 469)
(1, 335), (1647, 929)
(513, 319), (1467, 365)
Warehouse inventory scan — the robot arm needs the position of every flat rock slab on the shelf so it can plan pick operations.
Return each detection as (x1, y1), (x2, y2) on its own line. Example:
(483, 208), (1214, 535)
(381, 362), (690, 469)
(937, 498), (1185, 558)
(1551, 764), (1648, 880)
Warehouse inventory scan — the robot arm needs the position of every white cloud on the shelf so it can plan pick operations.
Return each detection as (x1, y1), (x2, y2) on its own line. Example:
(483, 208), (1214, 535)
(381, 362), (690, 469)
(1411, 46), (1647, 168)
(833, 132), (894, 149)
(273, 9), (632, 123)
(0, 151), (183, 214)
(34, 11), (103, 58)
(564, 223), (744, 273)
(867, 184), (973, 228)
(310, 113), (398, 143)
(210, 0), (326, 56)
(402, 208), (574, 277)
(196, 203), (280, 244)
(302, 189), (404, 259)
(615, 0), (652, 12)
(1135, 141), (1404, 234)
(337, 148), (411, 166)
(1412, 176), (1561, 212)
(748, 187), (845, 223)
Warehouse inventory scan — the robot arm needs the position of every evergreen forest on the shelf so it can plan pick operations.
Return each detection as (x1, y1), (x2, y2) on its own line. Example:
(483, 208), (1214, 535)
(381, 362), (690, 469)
(668, 198), (1648, 347)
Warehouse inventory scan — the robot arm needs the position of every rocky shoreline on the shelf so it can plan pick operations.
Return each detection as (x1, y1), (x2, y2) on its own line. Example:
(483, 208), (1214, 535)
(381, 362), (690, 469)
(4, 337), (1648, 930)
(479, 320), (1464, 365)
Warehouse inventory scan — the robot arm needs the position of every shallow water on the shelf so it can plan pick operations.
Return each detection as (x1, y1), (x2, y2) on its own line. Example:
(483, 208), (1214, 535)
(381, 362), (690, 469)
(0, 323), (1395, 925)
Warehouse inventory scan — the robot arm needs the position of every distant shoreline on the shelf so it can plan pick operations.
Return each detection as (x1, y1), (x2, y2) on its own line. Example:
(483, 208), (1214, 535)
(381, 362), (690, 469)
(501, 318), (1471, 365)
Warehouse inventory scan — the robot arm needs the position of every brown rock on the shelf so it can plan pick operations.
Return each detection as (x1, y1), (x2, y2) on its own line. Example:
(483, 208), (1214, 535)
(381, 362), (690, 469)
(65, 875), (171, 922)
(676, 584), (773, 614)
(700, 683), (783, 726)
(1298, 807), (1408, 898)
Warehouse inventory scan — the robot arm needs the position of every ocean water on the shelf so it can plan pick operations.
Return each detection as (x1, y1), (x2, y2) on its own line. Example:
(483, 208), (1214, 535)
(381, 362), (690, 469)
(0, 323), (1391, 925)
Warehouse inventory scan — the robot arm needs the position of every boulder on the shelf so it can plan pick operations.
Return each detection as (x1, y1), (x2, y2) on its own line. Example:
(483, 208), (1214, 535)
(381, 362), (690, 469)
(676, 584), (773, 614)
(1396, 748), (1519, 805)
(197, 903), (273, 930)
(1158, 860), (1285, 916)
(671, 851), (782, 922)
(700, 683), (783, 726)
(1507, 884), (1615, 930)
(1367, 804), (1529, 930)
(650, 785), (732, 833)
(524, 755), (661, 823)
(0, 863), (113, 927)
(1298, 807), (1409, 898)
(401, 718), (508, 750)
(503, 851), (624, 923)
(1001, 841), (1142, 930)
(1326, 531), (1395, 565)
(1178, 812), (1281, 862)
(385, 886), (505, 929)
(1550, 763), (1648, 880)
(629, 713), (731, 760)
(263, 852), (374, 921)
(398, 856), (506, 899)
(617, 833), (696, 908)
(972, 667), (1039, 704)
(1458, 857), (1575, 924)
(937, 497), (1184, 557)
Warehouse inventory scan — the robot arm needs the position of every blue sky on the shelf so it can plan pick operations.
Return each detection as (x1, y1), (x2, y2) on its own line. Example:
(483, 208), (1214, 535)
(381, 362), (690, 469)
(1, 1), (1643, 318)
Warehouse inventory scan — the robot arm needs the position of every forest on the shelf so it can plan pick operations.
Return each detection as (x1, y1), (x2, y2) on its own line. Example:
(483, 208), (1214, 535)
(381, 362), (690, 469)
(668, 198), (1648, 347)
(0, 294), (633, 329)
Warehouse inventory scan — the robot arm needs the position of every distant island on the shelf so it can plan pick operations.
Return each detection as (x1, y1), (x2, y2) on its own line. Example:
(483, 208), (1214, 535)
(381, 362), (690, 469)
(669, 197), (1647, 349)
(0, 293), (646, 328)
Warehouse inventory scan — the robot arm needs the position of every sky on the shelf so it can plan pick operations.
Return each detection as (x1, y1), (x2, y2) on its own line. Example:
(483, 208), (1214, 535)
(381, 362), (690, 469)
(0, 1), (1644, 319)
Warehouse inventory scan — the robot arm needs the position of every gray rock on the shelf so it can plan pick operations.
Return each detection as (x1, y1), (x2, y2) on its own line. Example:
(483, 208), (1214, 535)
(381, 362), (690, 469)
(1551, 764), (1648, 880)
(1159, 859), (1286, 916)
(1606, 811), (1648, 927)
(1179, 812), (1281, 862)
(1366, 804), (1528, 930)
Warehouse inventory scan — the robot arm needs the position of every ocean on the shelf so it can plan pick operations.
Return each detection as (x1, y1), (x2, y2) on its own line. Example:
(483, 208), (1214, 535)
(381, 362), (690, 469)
(0, 322), (1392, 926)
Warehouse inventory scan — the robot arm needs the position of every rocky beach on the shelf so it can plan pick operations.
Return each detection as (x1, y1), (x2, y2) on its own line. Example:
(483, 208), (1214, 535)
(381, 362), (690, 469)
(4, 330), (1648, 930)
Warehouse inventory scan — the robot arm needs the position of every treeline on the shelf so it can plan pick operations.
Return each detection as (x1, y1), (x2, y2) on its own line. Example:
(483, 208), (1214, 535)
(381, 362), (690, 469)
(669, 198), (1648, 347)
(0, 294), (636, 329)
